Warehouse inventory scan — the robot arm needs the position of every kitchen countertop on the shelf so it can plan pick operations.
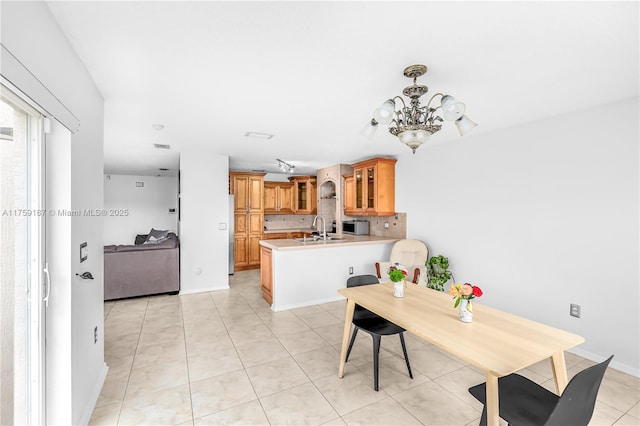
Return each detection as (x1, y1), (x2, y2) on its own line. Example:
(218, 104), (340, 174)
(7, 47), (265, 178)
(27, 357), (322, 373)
(259, 234), (399, 251)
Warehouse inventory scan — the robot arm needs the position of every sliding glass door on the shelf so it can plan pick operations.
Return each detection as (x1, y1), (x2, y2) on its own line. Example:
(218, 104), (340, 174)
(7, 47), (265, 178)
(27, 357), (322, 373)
(0, 85), (46, 425)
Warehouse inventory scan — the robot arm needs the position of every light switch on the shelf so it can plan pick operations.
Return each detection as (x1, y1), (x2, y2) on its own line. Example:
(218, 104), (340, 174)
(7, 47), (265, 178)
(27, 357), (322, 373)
(219, 223), (227, 230)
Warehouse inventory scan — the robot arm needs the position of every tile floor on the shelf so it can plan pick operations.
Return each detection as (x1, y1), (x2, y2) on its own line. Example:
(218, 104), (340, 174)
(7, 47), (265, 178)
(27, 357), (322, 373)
(91, 270), (640, 425)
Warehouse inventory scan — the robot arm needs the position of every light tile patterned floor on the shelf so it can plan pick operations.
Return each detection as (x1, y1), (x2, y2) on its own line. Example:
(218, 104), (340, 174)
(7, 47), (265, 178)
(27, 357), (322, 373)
(91, 270), (640, 425)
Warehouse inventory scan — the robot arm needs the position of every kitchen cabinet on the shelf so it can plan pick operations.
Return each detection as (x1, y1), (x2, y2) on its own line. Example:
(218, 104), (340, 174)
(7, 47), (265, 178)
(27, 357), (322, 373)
(262, 231), (312, 240)
(343, 157), (396, 216)
(289, 176), (317, 214)
(262, 232), (289, 240)
(343, 173), (355, 213)
(263, 181), (294, 214)
(230, 172), (265, 270)
(260, 246), (273, 304)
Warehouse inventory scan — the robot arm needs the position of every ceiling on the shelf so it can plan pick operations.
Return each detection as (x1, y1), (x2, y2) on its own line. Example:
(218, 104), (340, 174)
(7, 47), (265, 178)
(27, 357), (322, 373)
(45, 1), (639, 177)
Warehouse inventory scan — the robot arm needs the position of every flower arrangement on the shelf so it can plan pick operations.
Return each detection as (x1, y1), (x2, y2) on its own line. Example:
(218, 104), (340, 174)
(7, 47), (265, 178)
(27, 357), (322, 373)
(388, 264), (408, 283)
(449, 283), (483, 309)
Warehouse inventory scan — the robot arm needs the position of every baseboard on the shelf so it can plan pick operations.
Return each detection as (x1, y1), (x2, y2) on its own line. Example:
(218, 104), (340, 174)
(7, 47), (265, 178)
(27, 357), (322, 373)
(569, 347), (639, 378)
(77, 362), (109, 425)
(272, 295), (345, 312)
(179, 285), (229, 296)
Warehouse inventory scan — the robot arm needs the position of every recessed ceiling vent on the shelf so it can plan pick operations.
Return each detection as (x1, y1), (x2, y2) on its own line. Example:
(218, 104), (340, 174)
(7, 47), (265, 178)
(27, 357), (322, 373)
(153, 143), (171, 150)
(159, 168), (169, 171)
(244, 132), (274, 139)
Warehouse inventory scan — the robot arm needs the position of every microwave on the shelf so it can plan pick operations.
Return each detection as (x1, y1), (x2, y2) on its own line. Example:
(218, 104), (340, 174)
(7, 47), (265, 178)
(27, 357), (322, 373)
(342, 220), (370, 235)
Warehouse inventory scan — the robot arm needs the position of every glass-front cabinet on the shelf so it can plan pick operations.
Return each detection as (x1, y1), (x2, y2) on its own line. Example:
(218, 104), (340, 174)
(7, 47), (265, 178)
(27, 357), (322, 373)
(343, 157), (396, 216)
(288, 176), (317, 214)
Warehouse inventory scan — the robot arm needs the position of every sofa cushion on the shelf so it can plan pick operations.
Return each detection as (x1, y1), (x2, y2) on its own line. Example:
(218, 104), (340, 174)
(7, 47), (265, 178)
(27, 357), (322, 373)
(114, 233), (178, 252)
(104, 245), (117, 253)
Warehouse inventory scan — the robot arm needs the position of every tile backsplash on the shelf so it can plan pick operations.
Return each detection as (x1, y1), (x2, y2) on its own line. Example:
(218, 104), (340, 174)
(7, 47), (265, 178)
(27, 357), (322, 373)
(343, 213), (407, 239)
(264, 212), (407, 238)
(264, 215), (316, 231)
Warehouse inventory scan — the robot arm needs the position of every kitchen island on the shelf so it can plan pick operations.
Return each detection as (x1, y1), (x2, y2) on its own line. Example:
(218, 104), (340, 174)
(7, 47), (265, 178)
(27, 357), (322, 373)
(259, 235), (398, 311)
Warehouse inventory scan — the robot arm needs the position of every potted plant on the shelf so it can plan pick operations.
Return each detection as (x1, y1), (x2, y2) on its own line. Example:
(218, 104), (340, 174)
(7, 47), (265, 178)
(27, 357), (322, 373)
(426, 255), (452, 292)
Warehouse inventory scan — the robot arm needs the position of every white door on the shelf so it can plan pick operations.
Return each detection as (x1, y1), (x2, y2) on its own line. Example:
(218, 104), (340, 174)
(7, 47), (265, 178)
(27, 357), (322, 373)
(0, 84), (47, 425)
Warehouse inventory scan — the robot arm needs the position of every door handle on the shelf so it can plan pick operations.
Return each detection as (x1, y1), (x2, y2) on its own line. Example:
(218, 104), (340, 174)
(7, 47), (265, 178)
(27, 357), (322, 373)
(43, 262), (51, 308)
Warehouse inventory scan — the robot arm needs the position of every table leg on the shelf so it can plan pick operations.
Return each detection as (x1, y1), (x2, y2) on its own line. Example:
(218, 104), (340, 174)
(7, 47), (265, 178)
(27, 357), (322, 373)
(550, 351), (569, 394)
(338, 299), (355, 378)
(485, 373), (499, 426)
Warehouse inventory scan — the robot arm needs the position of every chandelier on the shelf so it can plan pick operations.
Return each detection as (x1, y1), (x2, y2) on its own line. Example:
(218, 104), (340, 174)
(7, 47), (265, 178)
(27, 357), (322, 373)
(362, 64), (477, 154)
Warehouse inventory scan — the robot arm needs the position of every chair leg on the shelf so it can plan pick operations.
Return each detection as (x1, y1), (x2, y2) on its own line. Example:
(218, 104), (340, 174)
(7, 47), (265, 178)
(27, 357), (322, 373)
(372, 334), (381, 391)
(399, 333), (413, 379)
(345, 327), (358, 363)
(478, 405), (487, 426)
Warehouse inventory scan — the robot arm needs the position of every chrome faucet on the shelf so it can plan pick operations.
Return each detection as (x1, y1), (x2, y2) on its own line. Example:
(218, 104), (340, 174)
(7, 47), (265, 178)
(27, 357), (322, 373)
(312, 215), (327, 240)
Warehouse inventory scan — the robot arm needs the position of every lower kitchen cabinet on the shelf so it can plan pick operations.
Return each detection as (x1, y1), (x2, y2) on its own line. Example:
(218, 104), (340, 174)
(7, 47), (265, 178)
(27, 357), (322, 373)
(260, 246), (273, 304)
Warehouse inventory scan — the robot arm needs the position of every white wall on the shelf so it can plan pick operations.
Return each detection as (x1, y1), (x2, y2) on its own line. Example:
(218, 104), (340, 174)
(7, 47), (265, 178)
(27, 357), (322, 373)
(1, 1), (107, 424)
(103, 174), (178, 245)
(180, 151), (230, 294)
(396, 97), (639, 376)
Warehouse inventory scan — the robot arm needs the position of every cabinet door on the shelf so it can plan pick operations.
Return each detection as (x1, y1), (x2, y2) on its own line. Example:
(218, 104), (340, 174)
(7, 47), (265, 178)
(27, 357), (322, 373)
(263, 183), (278, 213)
(248, 213), (263, 234)
(233, 176), (249, 212)
(248, 176), (263, 212)
(291, 177), (316, 214)
(296, 180), (308, 212)
(234, 213), (247, 235)
(234, 236), (249, 268)
(355, 168), (364, 210)
(365, 165), (376, 213)
(248, 235), (262, 266)
(278, 185), (294, 213)
(343, 174), (355, 214)
(260, 246), (273, 304)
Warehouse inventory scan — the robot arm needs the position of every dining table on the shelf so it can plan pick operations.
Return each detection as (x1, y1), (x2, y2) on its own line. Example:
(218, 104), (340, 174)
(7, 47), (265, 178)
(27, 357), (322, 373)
(337, 282), (585, 426)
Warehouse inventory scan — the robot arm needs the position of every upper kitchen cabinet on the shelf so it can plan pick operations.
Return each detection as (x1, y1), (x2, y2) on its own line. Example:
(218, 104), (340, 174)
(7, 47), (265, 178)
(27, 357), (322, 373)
(264, 181), (294, 214)
(230, 172), (265, 270)
(289, 176), (317, 214)
(343, 157), (396, 216)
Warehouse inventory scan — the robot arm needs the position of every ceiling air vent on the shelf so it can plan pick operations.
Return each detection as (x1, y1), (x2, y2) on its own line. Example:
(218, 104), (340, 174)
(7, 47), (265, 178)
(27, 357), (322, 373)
(153, 143), (171, 150)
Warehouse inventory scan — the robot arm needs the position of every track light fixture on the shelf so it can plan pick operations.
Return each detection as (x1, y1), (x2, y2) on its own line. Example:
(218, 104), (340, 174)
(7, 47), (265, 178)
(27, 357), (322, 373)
(276, 159), (295, 173)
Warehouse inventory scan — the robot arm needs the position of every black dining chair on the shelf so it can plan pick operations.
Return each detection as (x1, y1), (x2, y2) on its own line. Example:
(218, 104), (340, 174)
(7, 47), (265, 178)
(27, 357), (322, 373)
(468, 354), (613, 426)
(344, 274), (413, 391)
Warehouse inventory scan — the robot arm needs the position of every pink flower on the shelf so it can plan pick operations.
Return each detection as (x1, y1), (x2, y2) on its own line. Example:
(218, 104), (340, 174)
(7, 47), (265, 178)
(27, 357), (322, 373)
(459, 284), (473, 296)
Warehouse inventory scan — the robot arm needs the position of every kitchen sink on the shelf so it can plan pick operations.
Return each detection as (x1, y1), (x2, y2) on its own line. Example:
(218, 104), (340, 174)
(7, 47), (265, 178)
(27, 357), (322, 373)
(293, 236), (344, 243)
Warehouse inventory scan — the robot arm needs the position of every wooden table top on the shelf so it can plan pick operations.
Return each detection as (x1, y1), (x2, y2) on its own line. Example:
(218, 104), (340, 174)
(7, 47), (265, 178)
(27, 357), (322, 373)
(338, 282), (585, 377)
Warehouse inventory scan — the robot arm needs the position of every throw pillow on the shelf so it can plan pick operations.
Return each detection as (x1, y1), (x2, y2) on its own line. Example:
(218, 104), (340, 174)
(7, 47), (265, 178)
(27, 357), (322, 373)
(143, 235), (169, 244)
(148, 228), (170, 239)
(134, 234), (148, 245)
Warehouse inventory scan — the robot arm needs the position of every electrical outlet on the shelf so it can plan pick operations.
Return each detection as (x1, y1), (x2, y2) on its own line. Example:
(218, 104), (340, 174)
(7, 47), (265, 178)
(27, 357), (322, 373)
(94, 326), (98, 343)
(384, 222), (389, 229)
(570, 304), (581, 318)
(349, 267), (354, 275)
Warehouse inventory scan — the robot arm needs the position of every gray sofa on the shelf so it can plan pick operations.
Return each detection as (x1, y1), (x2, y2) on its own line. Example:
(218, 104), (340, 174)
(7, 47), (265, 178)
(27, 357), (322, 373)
(104, 233), (180, 300)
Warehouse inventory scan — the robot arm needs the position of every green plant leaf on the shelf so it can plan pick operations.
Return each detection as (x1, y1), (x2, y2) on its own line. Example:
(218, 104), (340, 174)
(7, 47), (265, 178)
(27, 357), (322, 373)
(454, 298), (461, 308)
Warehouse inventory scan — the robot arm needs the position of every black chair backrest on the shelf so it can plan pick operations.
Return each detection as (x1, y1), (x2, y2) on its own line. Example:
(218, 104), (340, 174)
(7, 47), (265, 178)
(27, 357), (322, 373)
(546, 355), (613, 426)
(347, 274), (379, 288)
(347, 275), (380, 320)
